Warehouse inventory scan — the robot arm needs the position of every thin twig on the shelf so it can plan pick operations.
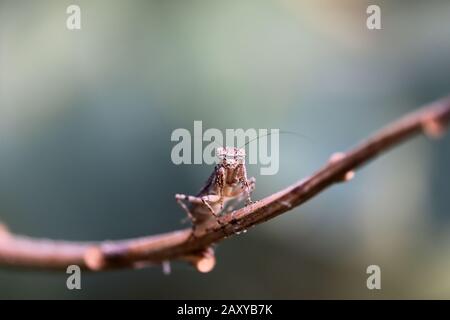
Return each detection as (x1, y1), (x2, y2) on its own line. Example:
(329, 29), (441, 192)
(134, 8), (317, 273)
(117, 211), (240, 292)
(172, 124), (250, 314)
(1, 96), (450, 272)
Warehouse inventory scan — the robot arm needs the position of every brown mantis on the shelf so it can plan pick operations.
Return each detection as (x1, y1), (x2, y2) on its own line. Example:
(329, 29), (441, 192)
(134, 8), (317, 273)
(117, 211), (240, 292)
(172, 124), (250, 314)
(175, 147), (255, 234)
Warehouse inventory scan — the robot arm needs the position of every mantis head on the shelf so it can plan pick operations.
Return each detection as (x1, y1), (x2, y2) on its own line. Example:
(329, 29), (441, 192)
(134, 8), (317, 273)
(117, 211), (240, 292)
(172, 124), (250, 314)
(216, 147), (245, 168)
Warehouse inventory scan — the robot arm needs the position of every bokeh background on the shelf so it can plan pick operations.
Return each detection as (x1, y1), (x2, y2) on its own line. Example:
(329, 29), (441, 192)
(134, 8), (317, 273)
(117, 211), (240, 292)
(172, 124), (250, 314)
(1, 0), (450, 299)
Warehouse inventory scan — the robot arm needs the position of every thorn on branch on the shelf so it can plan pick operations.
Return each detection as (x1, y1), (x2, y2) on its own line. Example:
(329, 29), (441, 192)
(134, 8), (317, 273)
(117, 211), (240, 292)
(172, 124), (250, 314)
(0, 223), (10, 239)
(328, 152), (355, 182)
(422, 115), (447, 139)
(183, 247), (216, 273)
(84, 247), (105, 270)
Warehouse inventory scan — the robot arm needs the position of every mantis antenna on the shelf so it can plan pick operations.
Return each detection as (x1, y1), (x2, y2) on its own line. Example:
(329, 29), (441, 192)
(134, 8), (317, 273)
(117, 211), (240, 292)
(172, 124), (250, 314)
(239, 130), (311, 148)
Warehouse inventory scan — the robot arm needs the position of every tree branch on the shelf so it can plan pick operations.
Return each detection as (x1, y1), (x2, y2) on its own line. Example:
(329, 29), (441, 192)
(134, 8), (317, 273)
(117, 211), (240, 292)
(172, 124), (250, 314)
(1, 96), (450, 272)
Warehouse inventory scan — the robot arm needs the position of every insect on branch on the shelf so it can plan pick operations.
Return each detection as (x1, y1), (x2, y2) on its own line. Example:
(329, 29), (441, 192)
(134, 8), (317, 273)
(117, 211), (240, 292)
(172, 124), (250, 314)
(0, 95), (450, 272)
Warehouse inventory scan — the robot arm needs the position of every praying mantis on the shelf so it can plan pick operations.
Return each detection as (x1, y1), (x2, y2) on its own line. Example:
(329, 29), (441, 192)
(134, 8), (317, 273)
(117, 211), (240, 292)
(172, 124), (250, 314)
(175, 147), (255, 234)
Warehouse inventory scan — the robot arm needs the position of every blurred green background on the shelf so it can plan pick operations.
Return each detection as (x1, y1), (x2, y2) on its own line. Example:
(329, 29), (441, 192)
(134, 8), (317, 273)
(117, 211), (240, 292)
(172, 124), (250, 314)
(1, 0), (450, 299)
